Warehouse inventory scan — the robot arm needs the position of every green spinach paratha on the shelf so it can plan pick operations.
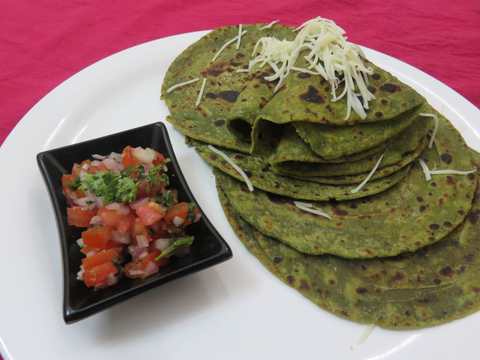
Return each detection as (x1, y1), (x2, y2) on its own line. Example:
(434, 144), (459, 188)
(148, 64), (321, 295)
(217, 117), (477, 258)
(219, 186), (480, 329)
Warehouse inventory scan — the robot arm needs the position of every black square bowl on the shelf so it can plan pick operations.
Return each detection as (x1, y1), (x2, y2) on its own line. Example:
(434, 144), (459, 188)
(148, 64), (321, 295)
(37, 122), (232, 323)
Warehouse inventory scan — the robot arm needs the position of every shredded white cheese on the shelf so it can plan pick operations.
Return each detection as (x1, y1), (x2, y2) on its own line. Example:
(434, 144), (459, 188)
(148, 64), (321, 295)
(249, 17), (374, 119)
(418, 158), (476, 181)
(293, 201), (331, 219)
(351, 324), (375, 350)
(418, 159), (432, 181)
(166, 77), (200, 94)
(351, 153), (385, 194)
(212, 30), (248, 62)
(236, 24), (243, 49)
(207, 145), (254, 192)
(429, 169), (477, 176)
(236, 68), (250, 73)
(260, 20), (279, 30)
(419, 112), (439, 148)
(195, 78), (207, 107)
(290, 66), (320, 75)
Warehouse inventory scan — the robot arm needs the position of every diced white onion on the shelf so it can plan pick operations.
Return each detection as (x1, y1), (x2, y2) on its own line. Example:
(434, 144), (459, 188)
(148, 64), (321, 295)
(419, 112), (439, 148)
(154, 238), (172, 251)
(106, 273), (119, 286)
(106, 203), (120, 210)
(74, 195), (97, 208)
(128, 245), (147, 260)
(293, 201), (331, 219)
(130, 197), (149, 210)
(132, 147), (156, 164)
(109, 152), (123, 162)
(144, 261), (159, 277)
(173, 216), (185, 227)
(207, 145), (254, 192)
(166, 77), (200, 94)
(76, 268), (84, 281)
(92, 154), (106, 160)
(76, 238), (84, 248)
(195, 78), (207, 107)
(112, 231), (131, 244)
(136, 235), (149, 248)
(128, 270), (144, 276)
(102, 157), (123, 171)
(106, 203), (130, 215)
(351, 153), (385, 194)
(89, 215), (102, 225)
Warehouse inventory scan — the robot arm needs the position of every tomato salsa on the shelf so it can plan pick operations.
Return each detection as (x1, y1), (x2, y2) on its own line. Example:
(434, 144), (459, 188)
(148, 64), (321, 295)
(62, 146), (201, 289)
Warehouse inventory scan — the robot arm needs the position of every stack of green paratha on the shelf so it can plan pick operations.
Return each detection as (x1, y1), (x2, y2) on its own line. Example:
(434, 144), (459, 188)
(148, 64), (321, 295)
(161, 22), (479, 329)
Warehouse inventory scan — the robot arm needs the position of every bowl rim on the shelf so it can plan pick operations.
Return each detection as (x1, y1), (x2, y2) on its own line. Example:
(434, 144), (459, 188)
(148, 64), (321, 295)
(36, 122), (233, 323)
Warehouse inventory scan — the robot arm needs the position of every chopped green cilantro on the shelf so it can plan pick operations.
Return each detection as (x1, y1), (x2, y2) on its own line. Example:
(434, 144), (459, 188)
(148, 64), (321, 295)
(68, 177), (82, 190)
(117, 177), (137, 203)
(146, 165), (169, 186)
(156, 190), (177, 207)
(80, 172), (138, 204)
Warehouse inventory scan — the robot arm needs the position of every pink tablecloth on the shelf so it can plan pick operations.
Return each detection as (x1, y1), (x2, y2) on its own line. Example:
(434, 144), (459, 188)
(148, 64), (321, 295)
(0, 1), (479, 357)
(1, 1), (480, 146)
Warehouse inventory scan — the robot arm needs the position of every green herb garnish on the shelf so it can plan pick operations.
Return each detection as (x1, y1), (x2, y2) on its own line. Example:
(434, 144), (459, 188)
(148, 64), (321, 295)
(116, 177), (137, 203)
(155, 236), (194, 260)
(69, 177), (82, 190)
(80, 172), (138, 204)
(146, 165), (169, 186)
(155, 190), (176, 207)
(187, 203), (198, 222)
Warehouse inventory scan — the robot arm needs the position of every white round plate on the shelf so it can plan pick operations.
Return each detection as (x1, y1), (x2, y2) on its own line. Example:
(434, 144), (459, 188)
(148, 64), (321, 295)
(1, 30), (479, 360)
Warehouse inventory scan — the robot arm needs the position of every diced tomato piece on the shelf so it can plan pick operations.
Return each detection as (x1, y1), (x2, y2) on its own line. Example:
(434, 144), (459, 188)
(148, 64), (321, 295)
(80, 246), (95, 255)
(62, 174), (75, 190)
(122, 146), (141, 168)
(82, 226), (112, 249)
(83, 262), (118, 288)
(98, 207), (134, 233)
(67, 207), (97, 227)
(71, 163), (82, 177)
(124, 250), (168, 279)
(82, 249), (121, 270)
(164, 202), (189, 224)
(62, 174), (86, 198)
(117, 214), (135, 233)
(135, 202), (166, 226)
(131, 217), (150, 237)
(80, 242), (121, 255)
(88, 162), (107, 174)
(97, 208), (119, 227)
(153, 152), (166, 165)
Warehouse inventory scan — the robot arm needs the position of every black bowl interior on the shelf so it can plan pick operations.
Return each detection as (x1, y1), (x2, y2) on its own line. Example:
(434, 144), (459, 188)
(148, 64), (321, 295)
(37, 122), (232, 323)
